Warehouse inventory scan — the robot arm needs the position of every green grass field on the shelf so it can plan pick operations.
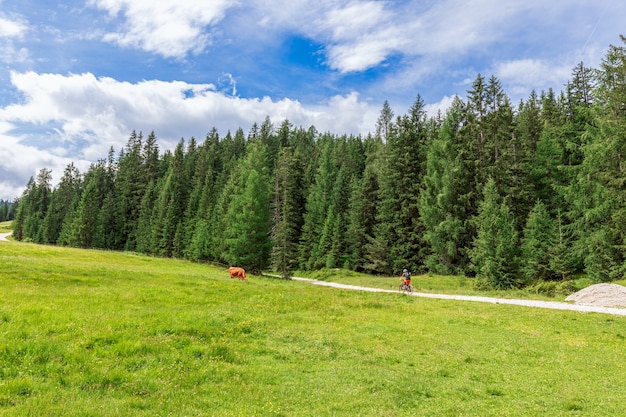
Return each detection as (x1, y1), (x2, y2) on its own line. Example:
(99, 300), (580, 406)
(0, 221), (11, 233)
(1, 238), (626, 416)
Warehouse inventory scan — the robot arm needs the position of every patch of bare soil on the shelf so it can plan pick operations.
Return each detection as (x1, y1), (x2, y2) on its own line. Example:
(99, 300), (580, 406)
(566, 283), (626, 308)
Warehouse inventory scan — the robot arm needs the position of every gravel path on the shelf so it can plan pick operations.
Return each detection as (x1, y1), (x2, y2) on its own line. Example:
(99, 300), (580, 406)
(0, 232), (11, 241)
(290, 277), (626, 316)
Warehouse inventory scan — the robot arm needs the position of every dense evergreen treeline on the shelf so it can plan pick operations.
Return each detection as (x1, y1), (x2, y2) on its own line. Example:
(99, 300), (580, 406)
(0, 200), (16, 222)
(12, 37), (626, 286)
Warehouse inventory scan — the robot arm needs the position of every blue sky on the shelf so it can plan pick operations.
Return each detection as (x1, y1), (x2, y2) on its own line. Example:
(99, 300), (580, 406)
(0, 0), (624, 199)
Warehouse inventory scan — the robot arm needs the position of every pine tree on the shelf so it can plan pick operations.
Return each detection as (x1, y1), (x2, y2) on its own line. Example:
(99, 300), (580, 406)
(520, 201), (555, 283)
(116, 131), (146, 251)
(210, 164), (241, 264)
(0, 201), (7, 222)
(467, 75), (515, 195)
(17, 168), (53, 243)
(372, 95), (429, 274)
(152, 140), (188, 257)
(420, 96), (474, 274)
(318, 137), (360, 269)
(12, 177), (35, 241)
(510, 91), (543, 228)
(345, 135), (382, 271)
(135, 180), (159, 254)
(44, 163), (81, 244)
(67, 161), (109, 248)
(223, 141), (271, 273)
(548, 210), (574, 280)
(184, 130), (218, 260)
(470, 178), (520, 289)
(270, 146), (305, 277)
(375, 100), (394, 142)
(143, 131), (161, 183)
(299, 136), (336, 270)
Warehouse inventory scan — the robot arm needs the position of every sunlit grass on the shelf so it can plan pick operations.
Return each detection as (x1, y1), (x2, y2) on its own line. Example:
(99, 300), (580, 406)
(1, 241), (626, 416)
(0, 221), (11, 233)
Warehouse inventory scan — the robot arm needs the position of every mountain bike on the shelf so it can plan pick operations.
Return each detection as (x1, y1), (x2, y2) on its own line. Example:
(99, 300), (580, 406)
(398, 281), (413, 294)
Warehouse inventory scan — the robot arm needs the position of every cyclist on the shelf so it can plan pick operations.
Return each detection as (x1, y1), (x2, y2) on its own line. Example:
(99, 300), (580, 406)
(401, 268), (411, 287)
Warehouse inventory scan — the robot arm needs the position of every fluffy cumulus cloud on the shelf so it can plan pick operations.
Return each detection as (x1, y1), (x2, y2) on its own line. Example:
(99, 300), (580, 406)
(3, 70), (374, 138)
(87, 0), (237, 58)
(313, 1), (404, 72)
(0, 71), (375, 198)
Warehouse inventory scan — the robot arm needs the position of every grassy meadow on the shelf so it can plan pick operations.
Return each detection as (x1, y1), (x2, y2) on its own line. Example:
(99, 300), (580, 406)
(1, 237), (626, 416)
(0, 222), (11, 233)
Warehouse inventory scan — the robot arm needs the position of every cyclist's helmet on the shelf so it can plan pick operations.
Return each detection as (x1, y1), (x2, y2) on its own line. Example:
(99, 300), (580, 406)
(403, 269), (408, 273)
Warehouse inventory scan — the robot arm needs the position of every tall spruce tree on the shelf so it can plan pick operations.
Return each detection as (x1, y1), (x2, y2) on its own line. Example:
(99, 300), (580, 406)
(510, 91), (543, 228)
(116, 131), (146, 251)
(12, 177), (35, 241)
(44, 163), (81, 244)
(375, 100), (395, 142)
(420, 96), (474, 274)
(520, 200), (556, 283)
(470, 178), (520, 289)
(135, 180), (158, 254)
(372, 96), (429, 274)
(186, 128), (222, 261)
(223, 141), (271, 273)
(548, 210), (574, 280)
(299, 136), (336, 270)
(270, 146), (305, 277)
(67, 161), (110, 248)
(152, 140), (188, 257)
(345, 134), (382, 271)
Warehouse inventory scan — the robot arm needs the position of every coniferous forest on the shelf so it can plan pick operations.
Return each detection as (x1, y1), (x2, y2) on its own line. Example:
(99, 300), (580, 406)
(0, 200), (15, 222)
(12, 37), (626, 288)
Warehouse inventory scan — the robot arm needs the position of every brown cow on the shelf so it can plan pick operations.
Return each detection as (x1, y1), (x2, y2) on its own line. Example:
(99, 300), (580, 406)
(228, 267), (247, 281)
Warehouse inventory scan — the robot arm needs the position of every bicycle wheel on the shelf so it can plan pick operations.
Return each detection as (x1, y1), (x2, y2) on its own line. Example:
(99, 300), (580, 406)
(398, 284), (404, 293)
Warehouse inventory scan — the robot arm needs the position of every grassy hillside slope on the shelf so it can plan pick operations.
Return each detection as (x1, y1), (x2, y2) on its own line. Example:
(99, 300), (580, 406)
(1, 240), (625, 416)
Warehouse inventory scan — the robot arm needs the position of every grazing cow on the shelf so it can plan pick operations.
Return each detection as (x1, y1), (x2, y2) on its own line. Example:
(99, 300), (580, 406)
(228, 267), (247, 281)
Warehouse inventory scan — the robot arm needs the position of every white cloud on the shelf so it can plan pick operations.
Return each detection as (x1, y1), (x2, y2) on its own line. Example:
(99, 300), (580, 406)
(424, 95), (458, 119)
(2, 70), (375, 140)
(0, 71), (377, 198)
(314, 1), (399, 72)
(267, 0), (626, 83)
(88, 0), (238, 58)
(0, 12), (29, 64)
(0, 126), (88, 199)
(284, 0), (534, 73)
(495, 59), (571, 98)
(0, 15), (28, 38)
(83, 0), (626, 80)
